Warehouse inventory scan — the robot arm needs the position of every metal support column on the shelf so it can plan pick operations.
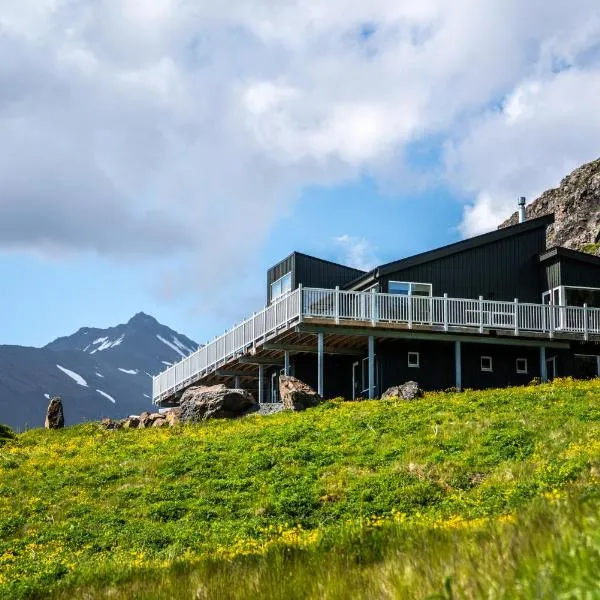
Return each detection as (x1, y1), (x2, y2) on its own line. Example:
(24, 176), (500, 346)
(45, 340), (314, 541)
(317, 333), (324, 397)
(455, 341), (462, 391)
(284, 351), (290, 376)
(234, 376), (241, 389)
(258, 364), (264, 404)
(368, 335), (375, 399)
(540, 347), (547, 382)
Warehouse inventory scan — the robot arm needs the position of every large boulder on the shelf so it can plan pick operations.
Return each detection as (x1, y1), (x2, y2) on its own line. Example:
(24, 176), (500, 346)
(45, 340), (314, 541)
(179, 384), (258, 422)
(165, 408), (181, 427)
(381, 381), (423, 401)
(45, 396), (65, 429)
(279, 376), (322, 411)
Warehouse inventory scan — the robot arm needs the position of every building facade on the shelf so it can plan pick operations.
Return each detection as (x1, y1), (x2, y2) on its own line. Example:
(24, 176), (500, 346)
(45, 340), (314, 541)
(153, 214), (600, 406)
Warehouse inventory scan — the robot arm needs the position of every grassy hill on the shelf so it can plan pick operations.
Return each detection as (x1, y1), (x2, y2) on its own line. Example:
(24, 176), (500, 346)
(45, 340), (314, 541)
(1, 378), (599, 599)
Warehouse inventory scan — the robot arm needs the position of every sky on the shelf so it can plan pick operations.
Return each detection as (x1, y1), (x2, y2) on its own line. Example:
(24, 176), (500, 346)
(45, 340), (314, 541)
(1, 0), (600, 347)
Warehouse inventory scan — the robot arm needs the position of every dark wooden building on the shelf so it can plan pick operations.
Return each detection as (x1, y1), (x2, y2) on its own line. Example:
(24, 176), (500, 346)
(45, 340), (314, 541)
(153, 214), (600, 407)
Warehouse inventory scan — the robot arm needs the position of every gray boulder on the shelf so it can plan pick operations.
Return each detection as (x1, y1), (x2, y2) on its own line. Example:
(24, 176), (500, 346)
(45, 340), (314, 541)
(179, 384), (258, 421)
(381, 381), (423, 401)
(279, 376), (322, 411)
(45, 396), (64, 429)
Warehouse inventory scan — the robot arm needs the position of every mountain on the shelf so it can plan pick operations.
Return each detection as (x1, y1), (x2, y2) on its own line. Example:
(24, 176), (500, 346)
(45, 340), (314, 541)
(0, 313), (198, 431)
(500, 157), (600, 255)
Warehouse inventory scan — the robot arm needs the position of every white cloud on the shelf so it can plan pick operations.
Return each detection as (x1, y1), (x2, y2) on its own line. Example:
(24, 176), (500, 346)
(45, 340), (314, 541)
(334, 235), (379, 271)
(449, 66), (600, 236)
(1, 0), (599, 300)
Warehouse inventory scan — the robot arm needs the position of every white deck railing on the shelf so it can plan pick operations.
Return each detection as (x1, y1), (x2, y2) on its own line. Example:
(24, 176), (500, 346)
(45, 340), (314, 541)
(152, 287), (600, 403)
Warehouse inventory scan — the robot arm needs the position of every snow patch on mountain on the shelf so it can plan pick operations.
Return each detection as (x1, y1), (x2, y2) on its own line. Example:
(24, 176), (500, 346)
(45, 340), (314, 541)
(90, 334), (125, 354)
(172, 337), (195, 355)
(96, 372), (104, 378)
(156, 335), (187, 357)
(56, 365), (88, 387)
(96, 389), (116, 404)
(118, 368), (138, 375)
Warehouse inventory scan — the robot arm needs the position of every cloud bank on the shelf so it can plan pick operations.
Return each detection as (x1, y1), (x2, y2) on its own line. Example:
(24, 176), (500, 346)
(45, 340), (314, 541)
(1, 0), (599, 283)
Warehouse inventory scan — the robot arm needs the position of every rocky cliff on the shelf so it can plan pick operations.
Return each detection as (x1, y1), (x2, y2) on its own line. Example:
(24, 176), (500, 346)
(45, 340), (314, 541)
(500, 157), (600, 255)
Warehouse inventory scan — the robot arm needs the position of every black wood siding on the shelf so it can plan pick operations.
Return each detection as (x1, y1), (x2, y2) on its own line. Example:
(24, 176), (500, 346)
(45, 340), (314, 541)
(267, 252), (364, 303)
(377, 339), (455, 392)
(379, 227), (548, 302)
(544, 259), (562, 290)
(461, 343), (539, 390)
(556, 257), (600, 288)
(292, 353), (356, 399)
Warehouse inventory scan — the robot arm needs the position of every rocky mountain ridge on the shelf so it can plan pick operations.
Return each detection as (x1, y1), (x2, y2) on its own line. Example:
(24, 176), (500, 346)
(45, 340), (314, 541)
(500, 157), (600, 255)
(0, 313), (198, 431)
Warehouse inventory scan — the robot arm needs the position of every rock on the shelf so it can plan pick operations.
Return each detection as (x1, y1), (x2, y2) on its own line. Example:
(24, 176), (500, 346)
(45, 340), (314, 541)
(179, 384), (258, 422)
(45, 396), (65, 429)
(0, 424), (15, 446)
(138, 411), (153, 428)
(499, 157), (600, 256)
(278, 376), (322, 411)
(123, 416), (140, 429)
(165, 408), (181, 427)
(258, 403), (285, 416)
(101, 418), (122, 430)
(381, 381), (423, 401)
(152, 418), (167, 428)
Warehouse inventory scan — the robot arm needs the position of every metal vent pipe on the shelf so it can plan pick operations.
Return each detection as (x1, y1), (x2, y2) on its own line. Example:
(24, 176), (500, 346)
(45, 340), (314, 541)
(518, 196), (527, 223)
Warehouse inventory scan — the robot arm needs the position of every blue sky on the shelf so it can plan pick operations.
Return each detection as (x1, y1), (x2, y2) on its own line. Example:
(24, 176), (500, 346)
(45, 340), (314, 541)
(1, 1), (600, 348)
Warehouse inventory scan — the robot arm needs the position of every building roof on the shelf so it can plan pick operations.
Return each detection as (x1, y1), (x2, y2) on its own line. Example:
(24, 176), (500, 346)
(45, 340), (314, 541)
(267, 250), (366, 275)
(344, 214), (555, 289)
(539, 246), (600, 267)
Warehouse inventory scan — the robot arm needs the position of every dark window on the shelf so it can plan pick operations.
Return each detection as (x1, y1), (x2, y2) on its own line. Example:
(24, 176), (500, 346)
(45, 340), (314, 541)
(516, 358), (528, 374)
(408, 352), (420, 368)
(481, 356), (493, 372)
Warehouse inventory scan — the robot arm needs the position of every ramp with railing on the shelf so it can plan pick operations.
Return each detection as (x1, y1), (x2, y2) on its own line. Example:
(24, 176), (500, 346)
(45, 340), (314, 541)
(153, 287), (600, 404)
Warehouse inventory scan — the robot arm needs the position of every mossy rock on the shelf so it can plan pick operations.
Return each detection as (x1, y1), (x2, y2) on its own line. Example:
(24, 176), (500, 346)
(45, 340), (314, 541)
(0, 423), (15, 446)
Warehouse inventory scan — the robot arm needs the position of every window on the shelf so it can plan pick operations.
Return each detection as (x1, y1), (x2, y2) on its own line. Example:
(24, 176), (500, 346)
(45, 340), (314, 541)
(516, 358), (528, 374)
(481, 356), (493, 372)
(408, 352), (420, 368)
(564, 286), (600, 308)
(389, 281), (432, 296)
(271, 272), (292, 301)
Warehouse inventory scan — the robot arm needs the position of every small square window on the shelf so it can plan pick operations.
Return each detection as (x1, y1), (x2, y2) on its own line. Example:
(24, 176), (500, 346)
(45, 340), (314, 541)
(408, 352), (420, 368)
(481, 356), (493, 372)
(516, 358), (528, 374)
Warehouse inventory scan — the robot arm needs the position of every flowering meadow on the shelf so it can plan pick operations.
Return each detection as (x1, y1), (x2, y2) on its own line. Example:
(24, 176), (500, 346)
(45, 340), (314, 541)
(1, 378), (599, 599)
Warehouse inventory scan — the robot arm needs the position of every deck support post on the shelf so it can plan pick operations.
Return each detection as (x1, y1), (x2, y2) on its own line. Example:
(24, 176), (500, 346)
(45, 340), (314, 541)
(443, 293), (448, 332)
(234, 376), (241, 389)
(284, 351), (290, 376)
(368, 335), (375, 399)
(317, 333), (325, 397)
(455, 341), (462, 391)
(479, 296), (484, 334)
(540, 347), (547, 382)
(258, 364), (264, 404)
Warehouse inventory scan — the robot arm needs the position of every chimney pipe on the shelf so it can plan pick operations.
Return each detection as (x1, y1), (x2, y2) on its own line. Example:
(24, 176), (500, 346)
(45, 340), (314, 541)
(518, 196), (526, 223)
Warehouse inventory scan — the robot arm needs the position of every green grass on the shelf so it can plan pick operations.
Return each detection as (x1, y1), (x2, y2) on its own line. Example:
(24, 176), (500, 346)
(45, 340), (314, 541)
(582, 242), (600, 255)
(1, 378), (599, 599)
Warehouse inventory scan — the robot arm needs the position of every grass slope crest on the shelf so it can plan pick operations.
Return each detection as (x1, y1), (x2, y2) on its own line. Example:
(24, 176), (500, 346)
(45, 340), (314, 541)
(0, 378), (599, 599)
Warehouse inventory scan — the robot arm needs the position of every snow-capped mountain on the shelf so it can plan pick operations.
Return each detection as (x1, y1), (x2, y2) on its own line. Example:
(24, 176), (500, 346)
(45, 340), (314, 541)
(0, 313), (198, 431)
